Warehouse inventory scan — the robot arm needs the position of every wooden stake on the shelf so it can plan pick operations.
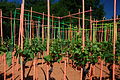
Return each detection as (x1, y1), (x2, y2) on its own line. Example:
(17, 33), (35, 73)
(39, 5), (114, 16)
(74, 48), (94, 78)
(80, 68), (83, 80)
(100, 60), (103, 80)
(81, 0), (85, 79)
(47, 0), (50, 80)
(52, 14), (54, 39)
(20, 0), (25, 80)
(12, 51), (15, 80)
(64, 60), (67, 80)
(30, 7), (32, 44)
(42, 12), (45, 42)
(0, 9), (3, 44)
(10, 11), (12, 39)
(4, 53), (6, 80)
(33, 54), (36, 80)
(113, 0), (117, 80)
(90, 7), (92, 41)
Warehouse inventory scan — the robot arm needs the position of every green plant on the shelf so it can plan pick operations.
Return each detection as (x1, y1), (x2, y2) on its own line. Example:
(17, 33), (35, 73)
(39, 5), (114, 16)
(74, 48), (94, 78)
(0, 39), (14, 66)
(15, 38), (46, 62)
(44, 39), (70, 63)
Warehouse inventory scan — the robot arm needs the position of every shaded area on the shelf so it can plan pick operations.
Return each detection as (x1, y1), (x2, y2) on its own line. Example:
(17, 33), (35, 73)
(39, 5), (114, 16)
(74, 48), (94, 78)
(25, 76), (33, 80)
(41, 67), (47, 80)
(60, 68), (69, 80)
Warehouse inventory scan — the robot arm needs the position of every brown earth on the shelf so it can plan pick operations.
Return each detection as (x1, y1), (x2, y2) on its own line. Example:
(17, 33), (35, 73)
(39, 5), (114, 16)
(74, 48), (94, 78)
(0, 58), (120, 80)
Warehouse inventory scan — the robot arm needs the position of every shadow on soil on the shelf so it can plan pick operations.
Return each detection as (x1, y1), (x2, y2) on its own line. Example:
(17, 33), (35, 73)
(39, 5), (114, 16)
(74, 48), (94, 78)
(25, 76), (33, 80)
(60, 68), (69, 80)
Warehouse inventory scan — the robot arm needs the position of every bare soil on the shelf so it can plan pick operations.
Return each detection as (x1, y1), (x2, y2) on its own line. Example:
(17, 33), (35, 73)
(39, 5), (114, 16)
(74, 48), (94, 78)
(0, 58), (120, 80)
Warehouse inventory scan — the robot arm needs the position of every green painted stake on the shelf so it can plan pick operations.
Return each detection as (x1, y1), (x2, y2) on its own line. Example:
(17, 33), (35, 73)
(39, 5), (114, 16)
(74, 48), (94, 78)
(109, 24), (112, 41)
(104, 25), (107, 41)
(12, 10), (16, 46)
(58, 19), (61, 39)
(54, 23), (57, 39)
(93, 23), (96, 43)
(27, 13), (30, 39)
(38, 17), (40, 39)
(68, 24), (71, 40)
(62, 21), (64, 39)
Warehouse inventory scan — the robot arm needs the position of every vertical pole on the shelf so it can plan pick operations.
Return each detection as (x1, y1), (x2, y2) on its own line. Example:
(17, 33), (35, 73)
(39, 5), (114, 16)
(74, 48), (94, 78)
(4, 53), (6, 80)
(27, 13), (30, 39)
(101, 18), (104, 42)
(0, 9), (2, 63)
(30, 7), (32, 44)
(93, 20), (96, 43)
(90, 7), (93, 80)
(58, 18), (61, 38)
(0, 9), (3, 44)
(38, 17), (40, 39)
(33, 54), (36, 80)
(82, 0), (85, 48)
(81, 0), (85, 80)
(25, 18), (27, 38)
(42, 12), (45, 42)
(42, 12), (45, 66)
(64, 59), (67, 80)
(54, 23), (56, 39)
(100, 60), (103, 80)
(113, 0), (116, 80)
(69, 12), (72, 40)
(78, 9), (81, 34)
(109, 24), (112, 41)
(90, 7), (92, 41)
(10, 11), (12, 39)
(47, 0), (50, 80)
(13, 10), (16, 45)
(12, 51), (15, 80)
(100, 19), (104, 80)
(19, 0), (24, 80)
(62, 21), (64, 39)
(52, 14), (54, 39)
(104, 24), (107, 41)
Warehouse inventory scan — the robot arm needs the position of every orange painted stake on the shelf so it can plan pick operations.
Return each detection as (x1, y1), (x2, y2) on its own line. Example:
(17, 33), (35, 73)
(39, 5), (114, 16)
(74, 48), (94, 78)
(100, 60), (103, 80)
(64, 60), (67, 80)
(81, 0), (85, 80)
(0, 9), (3, 44)
(42, 52), (44, 67)
(89, 7), (93, 80)
(16, 55), (19, 71)
(12, 51), (15, 80)
(36, 55), (38, 80)
(19, 0), (24, 80)
(80, 68), (83, 80)
(0, 55), (2, 62)
(33, 54), (36, 80)
(4, 53), (6, 80)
